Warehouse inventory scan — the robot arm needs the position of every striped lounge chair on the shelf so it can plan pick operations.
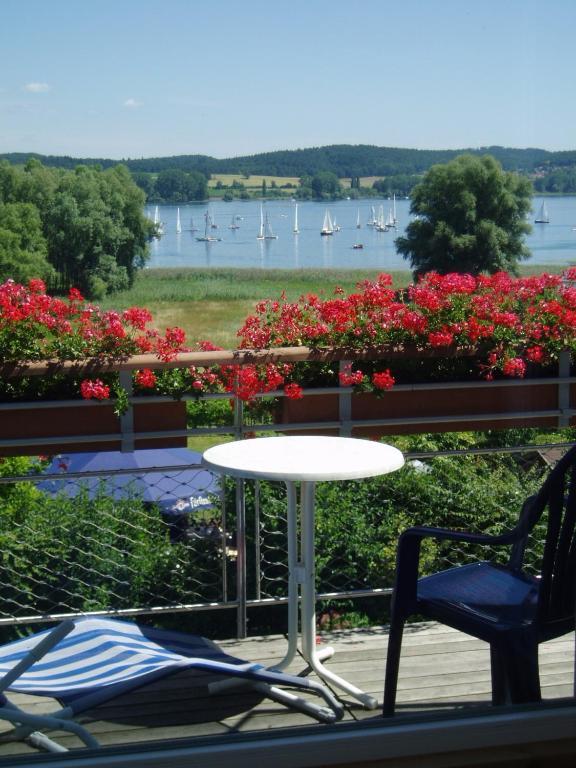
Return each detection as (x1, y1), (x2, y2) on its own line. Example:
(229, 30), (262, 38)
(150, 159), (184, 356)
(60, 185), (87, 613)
(0, 616), (343, 752)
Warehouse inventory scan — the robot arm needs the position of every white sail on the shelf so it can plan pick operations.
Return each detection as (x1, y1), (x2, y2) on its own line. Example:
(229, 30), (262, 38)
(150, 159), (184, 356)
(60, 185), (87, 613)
(356, 209), (361, 228)
(535, 201), (549, 223)
(321, 209), (334, 235)
(264, 211), (278, 239)
(176, 208), (181, 234)
(293, 204), (299, 233)
(257, 205), (265, 240)
(392, 193), (397, 225)
(153, 206), (164, 236)
(229, 215), (240, 230)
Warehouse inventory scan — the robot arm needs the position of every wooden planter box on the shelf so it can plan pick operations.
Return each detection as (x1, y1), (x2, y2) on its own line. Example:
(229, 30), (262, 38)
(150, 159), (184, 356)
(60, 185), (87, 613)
(0, 400), (187, 457)
(279, 378), (573, 437)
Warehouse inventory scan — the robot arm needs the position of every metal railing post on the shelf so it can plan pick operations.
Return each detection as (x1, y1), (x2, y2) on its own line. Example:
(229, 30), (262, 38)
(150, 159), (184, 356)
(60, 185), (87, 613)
(558, 350), (571, 427)
(338, 360), (352, 437)
(235, 478), (247, 639)
(119, 371), (134, 452)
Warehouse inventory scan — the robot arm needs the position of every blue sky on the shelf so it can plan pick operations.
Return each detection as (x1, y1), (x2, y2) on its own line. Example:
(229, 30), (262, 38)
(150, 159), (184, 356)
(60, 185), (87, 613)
(1, 0), (574, 159)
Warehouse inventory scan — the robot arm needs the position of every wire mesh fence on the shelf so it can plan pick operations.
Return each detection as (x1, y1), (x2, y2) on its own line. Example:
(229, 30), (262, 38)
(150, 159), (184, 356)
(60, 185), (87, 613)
(0, 441), (559, 633)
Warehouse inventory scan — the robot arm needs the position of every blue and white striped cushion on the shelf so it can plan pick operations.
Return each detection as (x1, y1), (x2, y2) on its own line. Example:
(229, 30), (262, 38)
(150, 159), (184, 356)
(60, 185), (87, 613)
(0, 618), (255, 697)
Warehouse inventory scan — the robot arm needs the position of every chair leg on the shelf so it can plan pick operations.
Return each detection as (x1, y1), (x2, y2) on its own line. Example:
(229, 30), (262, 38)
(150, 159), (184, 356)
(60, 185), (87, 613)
(491, 637), (541, 705)
(507, 637), (542, 704)
(490, 645), (508, 705)
(383, 617), (405, 717)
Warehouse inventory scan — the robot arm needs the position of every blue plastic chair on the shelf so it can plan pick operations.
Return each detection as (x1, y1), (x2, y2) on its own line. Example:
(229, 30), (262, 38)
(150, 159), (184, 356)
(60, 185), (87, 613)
(383, 446), (576, 715)
(0, 617), (343, 752)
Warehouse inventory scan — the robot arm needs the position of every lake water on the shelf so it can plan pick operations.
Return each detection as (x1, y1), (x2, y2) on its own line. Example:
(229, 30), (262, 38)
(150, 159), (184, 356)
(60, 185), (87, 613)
(146, 196), (576, 271)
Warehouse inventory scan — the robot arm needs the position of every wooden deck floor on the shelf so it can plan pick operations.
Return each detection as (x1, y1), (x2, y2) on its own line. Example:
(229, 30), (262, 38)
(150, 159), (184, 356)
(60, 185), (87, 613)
(0, 622), (573, 760)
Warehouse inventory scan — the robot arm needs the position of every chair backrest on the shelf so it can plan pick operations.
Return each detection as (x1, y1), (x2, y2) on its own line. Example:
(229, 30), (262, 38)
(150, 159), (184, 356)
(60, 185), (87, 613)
(522, 446), (576, 629)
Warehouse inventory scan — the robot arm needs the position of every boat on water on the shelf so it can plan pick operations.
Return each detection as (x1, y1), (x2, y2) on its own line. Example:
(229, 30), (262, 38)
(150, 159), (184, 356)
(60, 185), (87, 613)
(356, 209), (361, 229)
(293, 204), (299, 234)
(535, 201), (549, 224)
(176, 208), (182, 234)
(375, 205), (388, 232)
(153, 206), (164, 237)
(228, 215), (240, 230)
(367, 206), (377, 227)
(321, 209), (334, 236)
(190, 217), (198, 232)
(352, 243), (364, 249)
(196, 211), (221, 242)
(256, 206), (278, 240)
(333, 216), (341, 232)
(386, 206), (395, 229)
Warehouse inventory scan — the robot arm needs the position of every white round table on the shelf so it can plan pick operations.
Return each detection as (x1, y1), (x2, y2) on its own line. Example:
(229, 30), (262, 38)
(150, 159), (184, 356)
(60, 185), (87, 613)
(203, 436), (404, 713)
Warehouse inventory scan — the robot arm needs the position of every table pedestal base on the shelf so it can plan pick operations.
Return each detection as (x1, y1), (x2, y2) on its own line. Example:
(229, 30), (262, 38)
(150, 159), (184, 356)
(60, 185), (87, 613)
(273, 481), (379, 711)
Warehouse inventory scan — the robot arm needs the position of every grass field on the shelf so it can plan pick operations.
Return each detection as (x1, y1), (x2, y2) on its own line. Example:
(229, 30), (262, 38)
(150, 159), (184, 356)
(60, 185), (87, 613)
(210, 174), (385, 190)
(99, 268), (409, 347)
(208, 174), (300, 189)
(100, 264), (565, 349)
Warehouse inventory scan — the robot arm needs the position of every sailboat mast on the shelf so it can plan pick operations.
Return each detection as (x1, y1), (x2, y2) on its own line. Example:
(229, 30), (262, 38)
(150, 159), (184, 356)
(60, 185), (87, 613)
(294, 204), (299, 233)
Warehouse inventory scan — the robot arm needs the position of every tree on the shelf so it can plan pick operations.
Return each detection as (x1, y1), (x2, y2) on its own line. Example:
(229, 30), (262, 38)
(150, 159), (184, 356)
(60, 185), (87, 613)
(310, 171), (341, 199)
(0, 202), (55, 284)
(395, 154), (533, 276)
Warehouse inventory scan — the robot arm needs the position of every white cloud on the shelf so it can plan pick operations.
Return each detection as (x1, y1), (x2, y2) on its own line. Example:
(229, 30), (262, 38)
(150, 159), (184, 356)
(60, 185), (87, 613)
(123, 98), (143, 108)
(24, 82), (51, 93)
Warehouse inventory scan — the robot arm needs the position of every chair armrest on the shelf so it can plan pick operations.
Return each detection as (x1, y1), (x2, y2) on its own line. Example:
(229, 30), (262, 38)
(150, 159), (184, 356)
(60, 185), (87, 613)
(400, 525), (518, 547)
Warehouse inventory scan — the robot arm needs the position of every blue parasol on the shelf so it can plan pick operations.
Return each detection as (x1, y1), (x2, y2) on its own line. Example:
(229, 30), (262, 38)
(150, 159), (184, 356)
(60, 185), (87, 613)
(37, 447), (219, 517)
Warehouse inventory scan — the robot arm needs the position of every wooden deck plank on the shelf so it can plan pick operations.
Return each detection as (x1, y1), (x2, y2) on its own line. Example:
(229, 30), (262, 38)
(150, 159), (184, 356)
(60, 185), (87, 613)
(0, 624), (572, 760)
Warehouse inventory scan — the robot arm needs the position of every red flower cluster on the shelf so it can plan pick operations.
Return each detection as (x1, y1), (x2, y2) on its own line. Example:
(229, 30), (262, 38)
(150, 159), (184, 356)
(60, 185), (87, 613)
(5, 269), (576, 407)
(234, 270), (576, 395)
(0, 279), (189, 405)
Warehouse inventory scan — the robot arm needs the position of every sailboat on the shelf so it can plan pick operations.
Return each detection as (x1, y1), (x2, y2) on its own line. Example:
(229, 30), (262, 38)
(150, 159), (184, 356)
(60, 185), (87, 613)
(176, 208), (182, 234)
(367, 206), (377, 227)
(257, 206), (265, 240)
(333, 216), (341, 232)
(392, 193), (397, 226)
(196, 211), (221, 242)
(535, 201), (549, 224)
(190, 217), (198, 232)
(293, 204), (299, 234)
(356, 209), (361, 229)
(376, 205), (387, 232)
(263, 211), (277, 240)
(386, 207), (395, 229)
(321, 209), (334, 236)
(228, 215), (240, 230)
(153, 206), (164, 237)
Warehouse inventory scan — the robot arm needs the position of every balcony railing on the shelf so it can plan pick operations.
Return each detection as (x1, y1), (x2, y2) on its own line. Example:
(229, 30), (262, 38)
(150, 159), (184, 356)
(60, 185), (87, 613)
(0, 347), (574, 764)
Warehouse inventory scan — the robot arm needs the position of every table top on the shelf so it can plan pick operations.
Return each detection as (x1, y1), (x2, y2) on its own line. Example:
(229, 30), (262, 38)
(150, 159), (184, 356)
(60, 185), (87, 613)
(202, 436), (404, 482)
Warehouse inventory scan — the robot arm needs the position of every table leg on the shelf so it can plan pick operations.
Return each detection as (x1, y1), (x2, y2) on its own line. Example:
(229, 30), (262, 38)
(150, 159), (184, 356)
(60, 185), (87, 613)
(299, 480), (378, 710)
(274, 482), (299, 671)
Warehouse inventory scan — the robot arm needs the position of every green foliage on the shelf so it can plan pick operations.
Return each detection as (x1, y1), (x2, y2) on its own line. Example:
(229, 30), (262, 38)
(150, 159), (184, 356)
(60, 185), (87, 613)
(0, 474), (223, 618)
(310, 171), (342, 199)
(0, 160), (151, 297)
(396, 154), (533, 276)
(0, 202), (55, 283)
(154, 169), (207, 203)
(4, 145), (569, 181)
